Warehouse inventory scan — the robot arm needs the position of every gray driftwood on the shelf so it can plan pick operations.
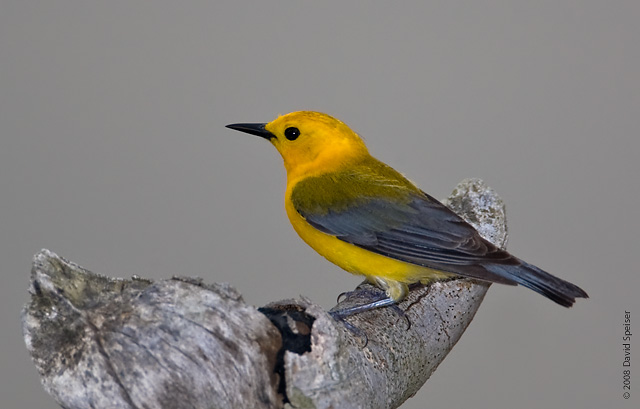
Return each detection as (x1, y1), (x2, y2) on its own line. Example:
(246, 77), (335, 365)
(23, 178), (508, 409)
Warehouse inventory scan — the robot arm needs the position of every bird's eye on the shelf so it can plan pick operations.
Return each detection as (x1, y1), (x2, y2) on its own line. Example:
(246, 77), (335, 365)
(284, 127), (300, 141)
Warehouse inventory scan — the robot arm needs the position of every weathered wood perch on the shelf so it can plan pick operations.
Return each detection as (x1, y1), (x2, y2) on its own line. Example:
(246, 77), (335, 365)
(22, 178), (508, 409)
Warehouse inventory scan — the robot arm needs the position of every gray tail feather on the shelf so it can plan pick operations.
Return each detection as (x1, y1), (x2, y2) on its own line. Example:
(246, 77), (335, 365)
(484, 260), (588, 307)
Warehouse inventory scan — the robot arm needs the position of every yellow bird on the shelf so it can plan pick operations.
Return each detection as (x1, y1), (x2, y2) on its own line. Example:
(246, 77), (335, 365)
(226, 111), (587, 314)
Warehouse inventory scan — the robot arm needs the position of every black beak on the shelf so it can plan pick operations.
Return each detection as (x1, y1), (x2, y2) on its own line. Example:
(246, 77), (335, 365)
(225, 123), (274, 140)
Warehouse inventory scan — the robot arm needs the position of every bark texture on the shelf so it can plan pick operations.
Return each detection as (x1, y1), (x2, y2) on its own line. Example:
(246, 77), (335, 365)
(23, 178), (508, 409)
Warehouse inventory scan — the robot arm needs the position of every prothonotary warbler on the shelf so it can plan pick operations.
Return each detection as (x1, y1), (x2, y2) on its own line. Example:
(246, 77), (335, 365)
(226, 111), (588, 314)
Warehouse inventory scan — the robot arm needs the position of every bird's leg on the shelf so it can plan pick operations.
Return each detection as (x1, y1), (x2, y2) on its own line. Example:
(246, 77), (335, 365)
(330, 278), (411, 329)
(329, 287), (393, 346)
(330, 295), (397, 317)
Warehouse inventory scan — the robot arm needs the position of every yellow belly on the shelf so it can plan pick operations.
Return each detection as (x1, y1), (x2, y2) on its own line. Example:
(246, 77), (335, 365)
(284, 196), (452, 301)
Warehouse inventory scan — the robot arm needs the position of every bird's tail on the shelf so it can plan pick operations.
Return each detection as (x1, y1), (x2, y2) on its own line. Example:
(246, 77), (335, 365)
(484, 260), (588, 307)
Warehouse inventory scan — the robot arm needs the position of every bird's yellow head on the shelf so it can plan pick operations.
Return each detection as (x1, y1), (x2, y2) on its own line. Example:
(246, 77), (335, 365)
(227, 111), (369, 177)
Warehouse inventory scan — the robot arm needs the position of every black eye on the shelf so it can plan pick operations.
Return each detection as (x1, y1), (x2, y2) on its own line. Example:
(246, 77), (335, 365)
(284, 127), (300, 141)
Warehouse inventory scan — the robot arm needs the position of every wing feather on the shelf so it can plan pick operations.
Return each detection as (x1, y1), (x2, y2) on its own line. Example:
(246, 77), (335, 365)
(291, 169), (515, 280)
(289, 164), (588, 306)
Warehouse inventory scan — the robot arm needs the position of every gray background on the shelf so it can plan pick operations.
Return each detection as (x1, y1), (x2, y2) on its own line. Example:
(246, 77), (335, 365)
(1, 1), (638, 408)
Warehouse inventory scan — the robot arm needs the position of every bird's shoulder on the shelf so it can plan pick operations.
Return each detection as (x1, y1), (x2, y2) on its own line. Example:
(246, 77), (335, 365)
(289, 157), (422, 215)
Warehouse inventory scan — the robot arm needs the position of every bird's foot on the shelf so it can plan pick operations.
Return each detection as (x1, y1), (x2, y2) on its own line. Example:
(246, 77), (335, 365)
(327, 312), (370, 346)
(330, 286), (411, 333)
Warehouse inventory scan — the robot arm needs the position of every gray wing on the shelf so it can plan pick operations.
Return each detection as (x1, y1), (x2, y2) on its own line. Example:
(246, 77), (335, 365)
(291, 174), (588, 307)
(296, 189), (518, 285)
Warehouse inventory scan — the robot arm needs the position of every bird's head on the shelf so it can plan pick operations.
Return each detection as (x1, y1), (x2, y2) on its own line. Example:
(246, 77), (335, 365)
(227, 111), (369, 177)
